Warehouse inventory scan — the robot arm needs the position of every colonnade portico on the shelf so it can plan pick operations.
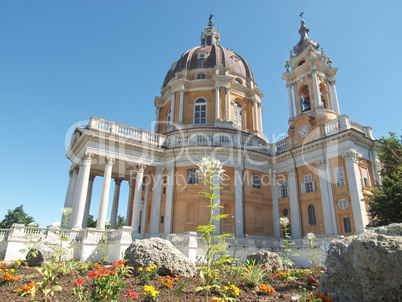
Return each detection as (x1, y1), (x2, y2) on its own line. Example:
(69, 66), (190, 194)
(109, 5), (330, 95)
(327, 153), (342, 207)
(62, 154), (174, 238)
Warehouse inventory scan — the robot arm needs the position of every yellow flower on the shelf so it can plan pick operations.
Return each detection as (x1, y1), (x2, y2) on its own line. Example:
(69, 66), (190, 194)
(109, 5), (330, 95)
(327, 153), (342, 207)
(10, 269), (14, 273)
(146, 267), (151, 272)
(138, 267), (143, 272)
(223, 286), (228, 291)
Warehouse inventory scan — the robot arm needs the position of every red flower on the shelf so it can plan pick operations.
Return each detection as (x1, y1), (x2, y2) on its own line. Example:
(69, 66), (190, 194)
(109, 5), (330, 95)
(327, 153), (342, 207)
(262, 266), (266, 270)
(74, 278), (84, 286)
(127, 290), (138, 300)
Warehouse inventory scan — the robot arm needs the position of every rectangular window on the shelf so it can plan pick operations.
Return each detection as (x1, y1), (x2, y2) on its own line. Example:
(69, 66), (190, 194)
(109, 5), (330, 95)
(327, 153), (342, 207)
(252, 173), (261, 189)
(304, 174), (314, 193)
(280, 181), (288, 198)
(334, 167), (345, 187)
(162, 187), (166, 194)
(187, 168), (199, 184)
(344, 217), (352, 233)
(163, 176), (167, 184)
(160, 216), (164, 224)
(361, 169), (369, 187)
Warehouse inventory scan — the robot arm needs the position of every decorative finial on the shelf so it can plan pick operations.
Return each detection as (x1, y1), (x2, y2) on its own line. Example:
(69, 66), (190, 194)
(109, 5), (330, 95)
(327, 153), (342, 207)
(321, 46), (324, 54)
(299, 12), (305, 25)
(327, 57), (332, 67)
(209, 14), (214, 26)
(289, 50), (293, 58)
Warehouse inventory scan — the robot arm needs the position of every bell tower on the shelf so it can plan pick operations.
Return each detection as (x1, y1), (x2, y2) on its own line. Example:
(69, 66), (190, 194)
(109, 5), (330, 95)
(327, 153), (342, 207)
(283, 14), (341, 140)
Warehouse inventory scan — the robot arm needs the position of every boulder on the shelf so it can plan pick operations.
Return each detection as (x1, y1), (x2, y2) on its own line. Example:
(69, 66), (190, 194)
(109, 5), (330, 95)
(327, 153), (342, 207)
(124, 237), (196, 277)
(26, 244), (74, 266)
(246, 250), (283, 272)
(318, 223), (402, 302)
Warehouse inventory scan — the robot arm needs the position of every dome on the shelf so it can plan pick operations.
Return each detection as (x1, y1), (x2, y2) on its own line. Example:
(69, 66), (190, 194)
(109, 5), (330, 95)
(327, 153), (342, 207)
(163, 45), (255, 87)
(163, 18), (255, 88)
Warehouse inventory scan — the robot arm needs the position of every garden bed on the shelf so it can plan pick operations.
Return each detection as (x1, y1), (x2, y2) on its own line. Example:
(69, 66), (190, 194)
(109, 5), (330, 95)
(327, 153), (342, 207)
(0, 261), (324, 302)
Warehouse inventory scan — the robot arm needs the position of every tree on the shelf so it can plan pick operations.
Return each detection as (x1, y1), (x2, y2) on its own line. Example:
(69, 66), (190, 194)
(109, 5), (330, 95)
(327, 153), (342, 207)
(366, 132), (402, 226)
(116, 215), (126, 228)
(0, 205), (36, 228)
(87, 214), (97, 228)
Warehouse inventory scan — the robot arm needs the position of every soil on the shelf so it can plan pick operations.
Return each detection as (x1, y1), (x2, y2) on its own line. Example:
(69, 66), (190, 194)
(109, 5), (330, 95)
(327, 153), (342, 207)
(1, 266), (317, 301)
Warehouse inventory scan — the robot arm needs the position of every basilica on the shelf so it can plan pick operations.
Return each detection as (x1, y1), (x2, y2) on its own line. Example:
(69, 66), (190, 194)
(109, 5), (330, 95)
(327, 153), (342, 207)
(63, 16), (380, 240)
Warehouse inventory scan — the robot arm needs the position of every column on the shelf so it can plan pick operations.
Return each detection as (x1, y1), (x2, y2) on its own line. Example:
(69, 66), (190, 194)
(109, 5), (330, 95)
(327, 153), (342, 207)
(149, 167), (164, 235)
(110, 178), (122, 229)
(329, 79), (340, 115)
(82, 174), (95, 228)
(97, 157), (115, 229)
(213, 174), (221, 234)
(164, 167), (174, 234)
(215, 85), (220, 120)
(252, 98), (259, 131)
(178, 89), (184, 123)
(343, 151), (368, 234)
(71, 153), (94, 229)
(259, 104), (263, 133)
(140, 173), (151, 235)
(154, 106), (161, 133)
(170, 92), (175, 124)
(131, 165), (145, 236)
(288, 168), (301, 237)
(68, 168), (79, 227)
(316, 160), (337, 235)
(271, 171), (280, 238)
(226, 87), (231, 121)
(234, 167), (243, 237)
(312, 68), (322, 108)
(61, 169), (74, 223)
(286, 83), (295, 119)
(125, 180), (133, 226)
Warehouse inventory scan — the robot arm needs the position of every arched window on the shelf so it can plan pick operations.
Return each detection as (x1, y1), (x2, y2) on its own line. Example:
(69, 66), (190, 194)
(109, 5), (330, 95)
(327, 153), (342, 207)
(167, 108), (172, 125)
(194, 98), (207, 125)
(300, 85), (311, 112)
(233, 101), (243, 129)
(196, 74), (206, 79)
(308, 204), (316, 225)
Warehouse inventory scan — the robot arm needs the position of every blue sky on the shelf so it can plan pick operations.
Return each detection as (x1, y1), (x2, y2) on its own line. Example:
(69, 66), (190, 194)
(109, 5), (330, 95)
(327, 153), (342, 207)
(0, 1), (401, 228)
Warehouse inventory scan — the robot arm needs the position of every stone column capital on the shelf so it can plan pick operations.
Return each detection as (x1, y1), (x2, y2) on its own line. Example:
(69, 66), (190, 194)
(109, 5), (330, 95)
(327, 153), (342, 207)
(89, 174), (96, 181)
(105, 156), (115, 166)
(287, 168), (296, 177)
(315, 159), (327, 170)
(343, 151), (359, 163)
(114, 178), (123, 185)
(136, 164), (145, 174)
(154, 166), (165, 174)
(83, 152), (94, 163)
(234, 166), (243, 173)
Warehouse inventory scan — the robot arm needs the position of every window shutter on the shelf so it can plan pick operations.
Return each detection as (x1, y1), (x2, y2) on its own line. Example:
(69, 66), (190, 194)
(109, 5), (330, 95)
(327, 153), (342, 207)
(276, 183), (282, 198)
(301, 183), (306, 194)
(312, 181), (316, 192)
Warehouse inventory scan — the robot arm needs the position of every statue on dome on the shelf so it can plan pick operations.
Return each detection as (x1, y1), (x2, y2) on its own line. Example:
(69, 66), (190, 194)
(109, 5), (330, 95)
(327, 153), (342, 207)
(209, 14), (214, 26)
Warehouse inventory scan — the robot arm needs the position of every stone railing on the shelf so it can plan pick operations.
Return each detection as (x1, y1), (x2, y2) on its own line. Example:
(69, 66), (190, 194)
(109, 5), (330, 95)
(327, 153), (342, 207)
(84, 116), (373, 159)
(163, 129), (273, 155)
(324, 115), (374, 139)
(87, 116), (166, 148)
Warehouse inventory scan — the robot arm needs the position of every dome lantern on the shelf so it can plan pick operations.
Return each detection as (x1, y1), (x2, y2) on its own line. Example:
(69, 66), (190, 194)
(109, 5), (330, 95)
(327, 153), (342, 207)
(200, 14), (221, 47)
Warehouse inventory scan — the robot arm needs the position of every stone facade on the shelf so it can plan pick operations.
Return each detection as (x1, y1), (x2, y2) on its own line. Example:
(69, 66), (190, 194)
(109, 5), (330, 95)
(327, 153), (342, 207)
(60, 17), (380, 247)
